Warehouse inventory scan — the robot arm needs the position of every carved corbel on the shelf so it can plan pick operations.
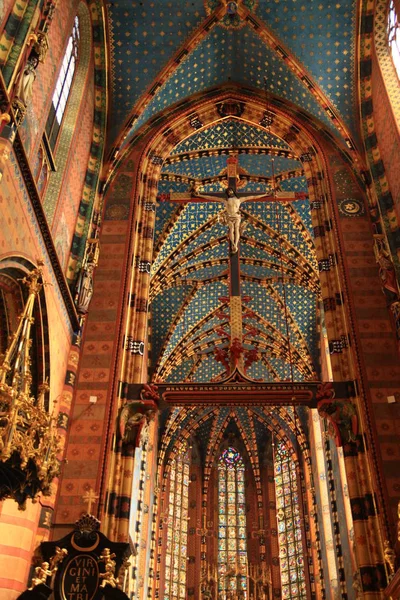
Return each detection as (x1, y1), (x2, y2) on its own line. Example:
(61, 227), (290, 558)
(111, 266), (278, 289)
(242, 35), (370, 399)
(118, 386), (159, 448)
(316, 383), (358, 447)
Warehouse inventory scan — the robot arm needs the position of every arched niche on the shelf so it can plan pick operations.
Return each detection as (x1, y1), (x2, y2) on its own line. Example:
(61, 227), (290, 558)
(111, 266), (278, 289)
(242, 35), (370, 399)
(155, 407), (316, 600)
(101, 85), (367, 390)
(96, 87), (391, 598)
(0, 255), (50, 408)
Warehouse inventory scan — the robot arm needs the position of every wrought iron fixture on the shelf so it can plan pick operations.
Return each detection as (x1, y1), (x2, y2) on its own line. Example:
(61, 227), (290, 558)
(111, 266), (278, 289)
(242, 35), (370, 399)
(0, 262), (60, 508)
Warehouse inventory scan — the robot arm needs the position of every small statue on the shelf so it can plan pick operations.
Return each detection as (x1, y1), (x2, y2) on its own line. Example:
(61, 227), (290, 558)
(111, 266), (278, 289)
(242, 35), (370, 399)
(118, 556), (131, 589)
(119, 401), (157, 447)
(99, 548), (118, 588)
(99, 551), (118, 588)
(75, 261), (95, 314)
(384, 539), (396, 579)
(317, 398), (358, 447)
(74, 239), (99, 315)
(100, 561), (119, 588)
(99, 547), (116, 564)
(13, 56), (39, 107)
(49, 546), (68, 572)
(34, 31), (49, 63)
(29, 561), (52, 588)
(374, 235), (399, 306)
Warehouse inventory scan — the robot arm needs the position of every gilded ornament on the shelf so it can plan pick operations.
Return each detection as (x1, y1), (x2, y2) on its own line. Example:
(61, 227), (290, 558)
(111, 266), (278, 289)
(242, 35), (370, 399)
(29, 561), (52, 588)
(0, 264), (61, 507)
(384, 539), (396, 579)
(82, 487), (99, 514)
(99, 548), (118, 588)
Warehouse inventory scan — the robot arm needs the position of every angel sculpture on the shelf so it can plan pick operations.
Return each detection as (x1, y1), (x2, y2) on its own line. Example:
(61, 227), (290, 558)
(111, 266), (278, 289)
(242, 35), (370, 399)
(119, 401), (157, 447)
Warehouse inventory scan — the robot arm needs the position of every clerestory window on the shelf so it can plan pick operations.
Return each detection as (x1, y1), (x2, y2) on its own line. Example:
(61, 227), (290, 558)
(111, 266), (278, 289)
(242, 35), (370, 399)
(45, 16), (80, 151)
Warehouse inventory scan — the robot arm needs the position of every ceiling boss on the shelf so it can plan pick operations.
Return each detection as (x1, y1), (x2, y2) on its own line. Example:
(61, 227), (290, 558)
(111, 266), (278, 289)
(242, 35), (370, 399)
(204, 0), (258, 28)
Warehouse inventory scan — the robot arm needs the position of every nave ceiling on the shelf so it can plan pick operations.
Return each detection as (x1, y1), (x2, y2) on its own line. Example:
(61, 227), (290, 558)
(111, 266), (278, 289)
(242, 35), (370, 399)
(150, 119), (321, 384)
(103, 0), (362, 386)
(106, 0), (359, 151)
(160, 404), (309, 474)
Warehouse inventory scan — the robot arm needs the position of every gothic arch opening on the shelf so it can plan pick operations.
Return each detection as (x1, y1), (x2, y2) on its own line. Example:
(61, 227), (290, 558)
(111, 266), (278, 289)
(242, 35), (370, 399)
(0, 257), (52, 506)
(0, 256), (50, 400)
(100, 88), (390, 599)
(155, 407), (323, 600)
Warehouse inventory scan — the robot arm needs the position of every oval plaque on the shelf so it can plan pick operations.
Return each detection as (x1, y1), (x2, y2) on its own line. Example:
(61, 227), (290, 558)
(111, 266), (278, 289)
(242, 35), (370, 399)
(61, 553), (99, 600)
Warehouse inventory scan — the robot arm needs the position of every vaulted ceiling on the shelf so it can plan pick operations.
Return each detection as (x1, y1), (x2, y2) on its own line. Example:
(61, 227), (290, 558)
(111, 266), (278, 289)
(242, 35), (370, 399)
(150, 120), (320, 383)
(104, 0), (359, 385)
(106, 0), (359, 153)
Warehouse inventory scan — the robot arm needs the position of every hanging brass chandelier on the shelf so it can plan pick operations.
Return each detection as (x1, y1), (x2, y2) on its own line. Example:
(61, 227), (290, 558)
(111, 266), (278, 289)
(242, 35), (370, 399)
(0, 262), (60, 508)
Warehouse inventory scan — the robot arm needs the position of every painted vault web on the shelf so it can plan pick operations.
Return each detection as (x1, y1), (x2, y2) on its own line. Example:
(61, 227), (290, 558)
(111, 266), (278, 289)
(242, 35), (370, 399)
(106, 0), (358, 148)
(150, 119), (321, 384)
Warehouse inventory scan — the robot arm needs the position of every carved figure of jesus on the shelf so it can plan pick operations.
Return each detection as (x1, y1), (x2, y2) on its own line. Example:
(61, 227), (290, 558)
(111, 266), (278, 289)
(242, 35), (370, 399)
(196, 187), (262, 253)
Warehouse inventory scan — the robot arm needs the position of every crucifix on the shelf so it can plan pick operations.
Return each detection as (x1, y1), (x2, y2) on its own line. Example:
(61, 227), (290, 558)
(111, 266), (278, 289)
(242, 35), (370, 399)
(158, 156), (306, 256)
(83, 487), (99, 515)
(158, 156), (305, 370)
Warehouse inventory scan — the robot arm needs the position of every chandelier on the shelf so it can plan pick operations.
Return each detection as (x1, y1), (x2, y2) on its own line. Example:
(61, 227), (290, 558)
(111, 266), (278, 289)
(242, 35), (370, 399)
(0, 263), (60, 508)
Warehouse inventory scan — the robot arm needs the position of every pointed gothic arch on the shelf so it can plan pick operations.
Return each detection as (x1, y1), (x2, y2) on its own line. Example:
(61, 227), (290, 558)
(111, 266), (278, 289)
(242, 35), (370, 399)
(93, 87), (393, 598)
(0, 256), (50, 402)
(155, 406), (318, 600)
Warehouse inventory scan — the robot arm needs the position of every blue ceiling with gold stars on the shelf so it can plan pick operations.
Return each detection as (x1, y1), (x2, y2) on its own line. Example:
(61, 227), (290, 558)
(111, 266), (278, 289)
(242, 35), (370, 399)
(104, 1), (356, 465)
(106, 0), (358, 149)
(161, 403), (303, 473)
(150, 120), (321, 384)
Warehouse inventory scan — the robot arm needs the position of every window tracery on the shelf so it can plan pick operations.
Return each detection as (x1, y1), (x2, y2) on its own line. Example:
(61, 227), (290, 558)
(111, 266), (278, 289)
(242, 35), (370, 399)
(45, 16), (80, 150)
(164, 445), (190, 600)
(218, 447), (248, 600)
(274, 440), (306, 599)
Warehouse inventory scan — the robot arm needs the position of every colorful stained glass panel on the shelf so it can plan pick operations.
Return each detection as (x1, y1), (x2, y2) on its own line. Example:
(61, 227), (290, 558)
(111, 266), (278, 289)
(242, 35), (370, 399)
(218, 447), (248, 600)
(164, 446), (190, 600)
(274, 440), (306, 599)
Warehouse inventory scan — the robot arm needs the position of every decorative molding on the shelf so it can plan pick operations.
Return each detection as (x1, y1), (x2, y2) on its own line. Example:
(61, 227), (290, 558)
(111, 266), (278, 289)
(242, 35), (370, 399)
(0, 74), (79, 330)
(13, 134), (79, 329)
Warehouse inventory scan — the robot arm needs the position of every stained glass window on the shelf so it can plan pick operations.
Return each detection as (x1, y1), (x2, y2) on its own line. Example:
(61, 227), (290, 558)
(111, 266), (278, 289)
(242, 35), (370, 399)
(274, 441), (306, 599)
(218, 447), (248, 600)
(164, 445), (190, 600)
(388, 0), (400, 77)
(45, 16), (80, 150)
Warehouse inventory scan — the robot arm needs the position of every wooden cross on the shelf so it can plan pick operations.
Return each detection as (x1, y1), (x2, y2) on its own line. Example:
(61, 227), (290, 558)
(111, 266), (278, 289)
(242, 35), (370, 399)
(157, 156), (306, 370)
(83, 488), (99, 514)
(157, 190), (307, 203)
